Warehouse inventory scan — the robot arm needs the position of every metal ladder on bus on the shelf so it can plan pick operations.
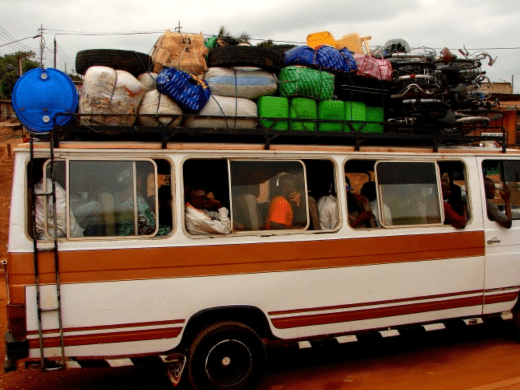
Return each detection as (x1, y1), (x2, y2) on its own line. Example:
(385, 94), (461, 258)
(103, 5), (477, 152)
(29, 133), (66, 371)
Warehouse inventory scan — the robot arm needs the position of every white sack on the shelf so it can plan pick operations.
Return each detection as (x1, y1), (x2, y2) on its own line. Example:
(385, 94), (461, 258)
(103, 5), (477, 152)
(184, 95), (257, 129)
(79, 66), (145, 126)
(138, 72), (157, 93)
(204, 67), (278, 100)
(138, 90), (183, 127)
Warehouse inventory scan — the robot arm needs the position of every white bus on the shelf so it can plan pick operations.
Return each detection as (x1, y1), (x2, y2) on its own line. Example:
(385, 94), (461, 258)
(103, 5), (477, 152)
(4, 137), (520, 389)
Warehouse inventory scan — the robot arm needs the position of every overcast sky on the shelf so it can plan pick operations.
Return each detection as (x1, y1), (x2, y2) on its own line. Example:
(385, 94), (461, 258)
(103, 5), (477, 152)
(2, 0), (520, 91)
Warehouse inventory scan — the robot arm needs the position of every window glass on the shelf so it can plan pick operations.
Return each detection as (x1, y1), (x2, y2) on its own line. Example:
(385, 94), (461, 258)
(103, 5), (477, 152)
(376, 161), (442, 226)
(229, 160), (307, 231)
(68, 160), (161, 237)
(483, 160), (520, 220)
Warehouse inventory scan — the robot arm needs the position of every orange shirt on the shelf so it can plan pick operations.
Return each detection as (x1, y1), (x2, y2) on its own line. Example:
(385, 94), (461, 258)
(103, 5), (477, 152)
(265, 196), (293, 229)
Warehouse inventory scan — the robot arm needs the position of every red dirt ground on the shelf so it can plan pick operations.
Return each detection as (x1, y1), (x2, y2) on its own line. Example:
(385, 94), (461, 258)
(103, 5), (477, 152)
(0, 121), (23, 261)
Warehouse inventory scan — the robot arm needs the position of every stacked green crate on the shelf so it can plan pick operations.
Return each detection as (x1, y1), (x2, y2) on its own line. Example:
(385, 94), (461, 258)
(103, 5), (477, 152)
(318, 100), (345, 132)
(290, 98), (317, 131)
(257, 96), (289, 130)
(345, 101), (366, 132)
(365, 106), (384, 133)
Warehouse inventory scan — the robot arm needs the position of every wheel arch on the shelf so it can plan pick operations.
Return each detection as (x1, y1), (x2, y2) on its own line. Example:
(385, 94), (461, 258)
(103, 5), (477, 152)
(180, 305), (273, 347)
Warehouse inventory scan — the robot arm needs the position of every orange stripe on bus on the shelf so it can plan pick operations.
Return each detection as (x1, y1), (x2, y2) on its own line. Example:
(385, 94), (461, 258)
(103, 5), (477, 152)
(8, 231), (484, 285)
(28, 326), (183, 349)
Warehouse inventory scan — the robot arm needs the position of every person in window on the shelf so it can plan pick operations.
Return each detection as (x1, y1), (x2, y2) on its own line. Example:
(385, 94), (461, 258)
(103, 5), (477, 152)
(116, 167), (156, 236)
(484, 177), (512, 229)
(317, 184), (339, 230)
(185, 187), (231, 235)
(346, 176), (375, 228)
(442, 179), (467, 229)
(69, 173), (103, 236)
(32, 161), (83, 240)
(360, 181), (392, 227)
(265, 173), (301, 230)
(157, 186), (173, 236)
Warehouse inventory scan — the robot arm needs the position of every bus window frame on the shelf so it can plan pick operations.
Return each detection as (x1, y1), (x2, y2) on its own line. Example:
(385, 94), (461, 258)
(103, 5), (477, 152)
(374, 160), (444, 228)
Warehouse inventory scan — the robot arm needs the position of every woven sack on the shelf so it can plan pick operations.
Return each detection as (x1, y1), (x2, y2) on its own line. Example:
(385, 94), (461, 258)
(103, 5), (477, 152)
(79, 66), (145, 126)
(284, 45), (357, 73)
(354, 54), (393, 81)
(204, 67), (278, 99)
(137, 90), (183, 127)
(151, 31), (209, 76)
(278, 66), (334, 101)
(156, 67), (211, 112)
(184, 95), (257, 129)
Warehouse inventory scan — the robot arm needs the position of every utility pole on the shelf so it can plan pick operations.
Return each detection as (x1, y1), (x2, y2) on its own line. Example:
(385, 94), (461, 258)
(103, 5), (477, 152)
(39, 24), (44, 68)
(54, 37), (57, 68)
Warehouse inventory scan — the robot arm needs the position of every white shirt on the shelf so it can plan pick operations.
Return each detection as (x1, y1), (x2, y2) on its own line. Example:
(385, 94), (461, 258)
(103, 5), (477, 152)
(35, 179), (84, 240)
(370, 199), (393, 227)
(185, 203), (231, 235)
(317, 195), (339, 230)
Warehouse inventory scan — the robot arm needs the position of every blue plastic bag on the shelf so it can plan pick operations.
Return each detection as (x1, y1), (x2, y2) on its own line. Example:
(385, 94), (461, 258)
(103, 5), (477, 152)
(284, 45), (357, 73)
(156, 68), (211, 112)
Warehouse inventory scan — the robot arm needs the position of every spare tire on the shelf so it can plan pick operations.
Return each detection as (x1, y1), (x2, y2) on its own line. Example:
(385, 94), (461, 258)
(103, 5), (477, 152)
(207, 46), (283, 73)
(75, 49), (153, 77)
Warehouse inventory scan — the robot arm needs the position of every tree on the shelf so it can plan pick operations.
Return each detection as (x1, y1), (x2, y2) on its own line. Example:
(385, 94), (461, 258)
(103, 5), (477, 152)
(0, 51), (39, 99)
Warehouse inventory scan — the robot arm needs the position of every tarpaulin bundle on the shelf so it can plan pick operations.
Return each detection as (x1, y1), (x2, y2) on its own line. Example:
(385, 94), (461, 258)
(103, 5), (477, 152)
(156, 67), (211, 112)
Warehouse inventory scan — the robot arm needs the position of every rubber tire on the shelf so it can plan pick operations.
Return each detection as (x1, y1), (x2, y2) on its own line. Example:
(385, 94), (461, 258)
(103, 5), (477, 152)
(75, 49), (153, 77)
(187, 321), (266, 390)
(208, 46), (283, 73)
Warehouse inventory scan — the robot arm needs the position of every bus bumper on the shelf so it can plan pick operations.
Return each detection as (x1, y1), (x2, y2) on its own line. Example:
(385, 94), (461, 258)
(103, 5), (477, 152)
(4, 331), (28, 372)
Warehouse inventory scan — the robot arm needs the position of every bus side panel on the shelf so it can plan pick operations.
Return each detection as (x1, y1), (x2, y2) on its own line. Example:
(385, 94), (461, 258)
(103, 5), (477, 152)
(23, 253), (488, 358)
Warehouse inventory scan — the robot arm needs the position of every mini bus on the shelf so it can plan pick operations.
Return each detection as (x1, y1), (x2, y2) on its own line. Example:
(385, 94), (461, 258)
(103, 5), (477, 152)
(4, 135), (520, 390)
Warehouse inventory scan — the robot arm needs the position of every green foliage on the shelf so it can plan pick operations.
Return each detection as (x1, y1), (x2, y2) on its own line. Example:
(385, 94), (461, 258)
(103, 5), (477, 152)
(0, 51), (39, 99)
(215, 25), (251, 46)
(256, 40), (274, 48)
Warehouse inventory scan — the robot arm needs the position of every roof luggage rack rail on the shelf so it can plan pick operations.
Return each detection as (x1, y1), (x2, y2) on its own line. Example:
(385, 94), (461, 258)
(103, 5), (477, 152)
(50, 112), (507, 153)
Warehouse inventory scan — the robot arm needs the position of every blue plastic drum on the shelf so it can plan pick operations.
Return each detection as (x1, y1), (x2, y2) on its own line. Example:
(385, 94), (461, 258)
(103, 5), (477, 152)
(12, 67), (78, 134)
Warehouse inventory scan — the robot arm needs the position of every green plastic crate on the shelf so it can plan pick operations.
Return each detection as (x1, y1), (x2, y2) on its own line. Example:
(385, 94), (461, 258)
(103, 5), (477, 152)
(290, 98), (317, 131)
(257, 96), (289, 130)
(365, 106), (384, 133)
(345, 101), (366, 132)
(318, 100), (345, 132)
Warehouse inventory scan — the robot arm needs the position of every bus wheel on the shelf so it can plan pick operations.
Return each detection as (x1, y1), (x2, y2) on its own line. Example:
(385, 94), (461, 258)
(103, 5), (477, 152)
(187, 321), (266, 390)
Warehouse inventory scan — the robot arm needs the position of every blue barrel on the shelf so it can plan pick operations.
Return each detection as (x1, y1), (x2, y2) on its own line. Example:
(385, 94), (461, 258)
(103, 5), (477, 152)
(12, 68), (78, 133)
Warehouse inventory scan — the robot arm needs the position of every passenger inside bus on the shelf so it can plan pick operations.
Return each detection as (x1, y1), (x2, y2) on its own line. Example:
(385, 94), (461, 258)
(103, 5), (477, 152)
(69, 173), (103, 236)
(360, 181), (392, 227)
(31, 159), (84, 240)
(157, 185), (173, 236)
(484, 177), (512, 229)
(317, 183), (338, 230)
(185, 187), (231, 235)
(345, 176), (376, 228)
(265, 173), (301, 230)
(116, 166), (156, 236)
(441, 179), (467, 229)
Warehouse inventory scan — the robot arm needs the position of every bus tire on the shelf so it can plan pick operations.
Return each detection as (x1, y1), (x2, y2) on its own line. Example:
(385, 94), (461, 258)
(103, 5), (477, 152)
(75, 49), (153, 77)
(187, 321), (266, 390)
(207, 46), (283, 73)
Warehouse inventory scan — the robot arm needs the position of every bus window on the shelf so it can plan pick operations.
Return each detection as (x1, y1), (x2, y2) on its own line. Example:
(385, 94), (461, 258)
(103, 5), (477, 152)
(376, 161), (442, 226)
(183, 159), (231, 236)
(482, 159), (520, 226)
(229, 160), (307, 232)
(68, 160), (160, 237)
(438, 160), (469, 225)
